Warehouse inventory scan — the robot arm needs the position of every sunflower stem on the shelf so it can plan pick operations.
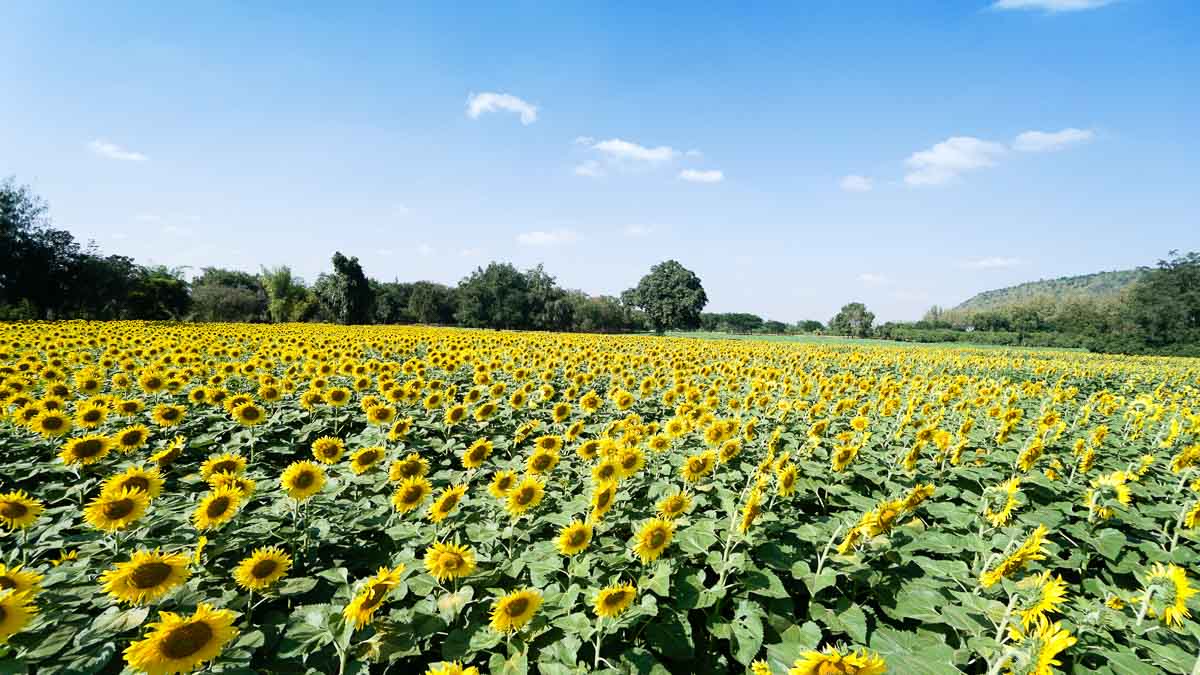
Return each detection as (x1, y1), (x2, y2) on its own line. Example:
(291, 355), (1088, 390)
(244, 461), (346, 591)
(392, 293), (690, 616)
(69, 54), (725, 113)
(1168, 508), (1186, 553)
(593, 617), (604, 670)
(1135, 585), (1157, 627)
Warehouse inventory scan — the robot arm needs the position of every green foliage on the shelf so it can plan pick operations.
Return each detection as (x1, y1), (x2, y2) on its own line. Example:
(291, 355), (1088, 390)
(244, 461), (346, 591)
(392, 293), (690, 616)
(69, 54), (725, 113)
(407, 281), (458, 325)
(190, 268), (268, 322)
(455, 262), (533, 329)
(955, 269), (1144, 313)
(623, 260), (708, 334)
(829, 302), (875, 338)
(260, 266), (310, 323)
(314, 252), (374, 325)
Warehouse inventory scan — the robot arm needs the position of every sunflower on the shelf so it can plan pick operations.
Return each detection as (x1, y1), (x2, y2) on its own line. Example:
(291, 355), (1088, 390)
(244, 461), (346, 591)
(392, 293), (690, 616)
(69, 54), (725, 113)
(388, 453), (429, 481)
(739, 489), (764, 534)
(349, 446), (385, 475)
(0, 590), (37, 644)
(983, 477), (1022, 528)
(84, 487), (150, 532)
(101, 550), (191, 605)
(592, 459), (620, 484)
(426, 662), (480, 675)
(443, 404), (467, 427)
(0, 564), (43, 595)
(489, 588), (542, 633)
(830, 444), (859, 473)
(58, 434), (112, 466)
(31, 410), (71, 438)
(209, 472), (256, 497)
(1186, 500), (1200, 529)
(551, 402), (571, 423)
(576, 439), (602, 461)
(556, 519), (593, 556)
(231, 402), (266, 427)
(656, 491), (692, 520)
(233, 546), (292, 592)
(124, 603), (238, 675)
(593, 582), (637, 618)
(1084, 471), (1131, 520)
(149, 436), (185, 467)
(392, 476), (433, 513)
(633, 518), (675, 564)
(104, 465), (165, 500)
(424, 542), (476, 582)
(489, 470), (517, 499)
(151, 404), (185, 427)
(1141, 563), (1197, 628)
(428, 484), (467, 523)
(0, 491), (44, 530)
(325, 387), (351, 407)
(343, 565), (406, 629)
(200, 453), (247, 480)
(114, 425), (150, 452)
(776, 463), (798, 497)
(859, 499), (905, 538)
(280, 461), (326, 502)
(616, 448), (645, 478)
(681, 451), (715, 483)
(75, 402), (109, 428)
(194, 487), (242, 531)
(591, 481), (618, 521)
(527, 449), (560, 475)
(505, 476), (545, 517)
(462, 438), (493, 469)
(579, 391), (601, 414)
(1006, 619), (1075, 675)
(901, 483), (936, 513)
(980, 525), (1048, 588)
(1016, 572), (1069, 628)
(116, 398), (146, 416)
(788, 646), (886, 675)
(311, 436), (346, 465)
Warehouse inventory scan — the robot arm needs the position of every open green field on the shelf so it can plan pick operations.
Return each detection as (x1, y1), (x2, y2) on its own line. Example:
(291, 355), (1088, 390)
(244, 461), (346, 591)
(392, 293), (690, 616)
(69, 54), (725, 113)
(669, 331), (1086, 352)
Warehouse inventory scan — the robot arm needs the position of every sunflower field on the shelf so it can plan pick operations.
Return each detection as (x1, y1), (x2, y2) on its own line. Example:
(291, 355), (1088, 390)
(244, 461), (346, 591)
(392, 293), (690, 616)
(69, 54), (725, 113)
(2, 322), (1200, 675)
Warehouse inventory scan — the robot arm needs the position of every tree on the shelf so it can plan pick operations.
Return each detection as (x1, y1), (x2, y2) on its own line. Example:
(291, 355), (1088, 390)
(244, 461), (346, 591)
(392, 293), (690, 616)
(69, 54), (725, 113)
(456, 262), (532, 329)
(524, 265), (574, 331)
(829, 302), (875, 338)
(622, 260), (708, 334)
(190, 267), (267, 322)
(125, 266), (191, 320)
(314, 252), (374, 324)
(796, 320), (825, 333)
(1092, 251), (1200, 355)
(260, 266), (309, 323)
(408, 281), (458, 325)
(372, 280), (414, 324)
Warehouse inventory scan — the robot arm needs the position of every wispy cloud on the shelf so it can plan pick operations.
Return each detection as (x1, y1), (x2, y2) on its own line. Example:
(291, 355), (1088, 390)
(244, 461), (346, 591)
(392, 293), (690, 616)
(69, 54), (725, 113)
(840, 175), (873, 192)
(1012, 128), (1095, 152)
(591, 138), (677, 163)
(416, 243), (435, 257)
(466, 92), (538, 125)
(992, 0), (1114, 12)
(516, 229), (580, 246)
(88, 139), (148, 161)
(858, 272), (889, 285)
(959, 256), (1024, 270)
(574, 160), (604, 177)
(679, 169), (724, 183)
(904, 136), (1007, 186)
(623, 224), (655, 238)
(459, 247), (485, 257)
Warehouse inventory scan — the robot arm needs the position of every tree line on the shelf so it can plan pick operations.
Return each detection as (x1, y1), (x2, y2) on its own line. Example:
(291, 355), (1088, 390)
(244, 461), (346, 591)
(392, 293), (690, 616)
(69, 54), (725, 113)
(1, 179), (717, 334)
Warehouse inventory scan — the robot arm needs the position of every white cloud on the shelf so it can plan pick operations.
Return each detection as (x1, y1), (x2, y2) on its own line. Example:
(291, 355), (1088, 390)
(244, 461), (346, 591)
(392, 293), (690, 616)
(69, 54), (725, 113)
(134, 214), (161, 223)
(623, 224), (655, 238)
(685, 149), (704, 158)
(840, 175), (873, 192)
(992, 0), (1114, 12)
(393, 204), (411, 216)
(858, 273), (889, 285)
(679, 169), (724, 183)
(466, 92), (538, 125)
(459, 247), (485, 257)
(960, 256), (1024, 270)
(574, 160), (604, 177)
(416, 243), (435, 257)
(1012, 128), (1095, 152)
(516, 229), (580, 246)
(573, 136), (595, 146)
(904, 136), (1006, 186)
(591, 138), (677, 163)
(88, 139), (148, 161)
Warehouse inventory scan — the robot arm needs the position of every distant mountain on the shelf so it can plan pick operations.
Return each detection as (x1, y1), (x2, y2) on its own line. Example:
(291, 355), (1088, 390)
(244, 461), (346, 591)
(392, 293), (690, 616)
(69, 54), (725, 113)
(954, 269), (1145, 312)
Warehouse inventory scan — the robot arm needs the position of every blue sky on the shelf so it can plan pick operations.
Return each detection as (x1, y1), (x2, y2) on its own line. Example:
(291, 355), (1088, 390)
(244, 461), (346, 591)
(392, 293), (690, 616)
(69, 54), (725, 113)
(2, 1), (1196, 322)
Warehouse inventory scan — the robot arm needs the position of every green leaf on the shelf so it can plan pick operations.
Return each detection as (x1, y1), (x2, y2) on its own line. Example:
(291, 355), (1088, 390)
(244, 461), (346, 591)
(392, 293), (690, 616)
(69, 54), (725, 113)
(1095, 528), (1127, 561)
(869, 627), (958, 675)
(766, 621), (822, 673)
(278, 576), (319, 596)
(641, 562), (672, 596)
(92, 606), (150, 636)
(645, 611), (695, 661)
(677, 520), (719, 556)
(731, 599), (765, 666)
(837, 604), (868, 644)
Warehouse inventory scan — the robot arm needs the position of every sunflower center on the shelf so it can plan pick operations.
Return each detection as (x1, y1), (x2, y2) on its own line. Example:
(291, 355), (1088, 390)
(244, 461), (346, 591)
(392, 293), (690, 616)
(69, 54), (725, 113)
(124, 477), (150, 493)
(207, 497), (231, 517)
(242, 407), (260, 421)
(568, 529), (587, 546)
(533, 455), (552, 471)
(103, 498), (136, 519)
(401, 486), (424, 504)
(497, 477), (513, 491)
(361, 584), (388, 610)
(76, 439), (105, 457)
(293, 471), (315, 489)
(649, 530), (666, 548)
(440, 495), (459, 511)
(251, 559), (278, 578)
(505, 597), (529, 617)
(1, 501), (28, 518)
(130, 562), (173, 588)
(597, 491), (612, 509)
(603, 591), (628, 607)
(120, 432), (143, 446)
(160, 621), (214, 660)
(515, 488), (534, 505)
(0, 576), (16, 590)
(161, 408), (180, 420)
(42, 416), (64, 430)
(358, 450), (379, 465)
(83, 410), (102, 422)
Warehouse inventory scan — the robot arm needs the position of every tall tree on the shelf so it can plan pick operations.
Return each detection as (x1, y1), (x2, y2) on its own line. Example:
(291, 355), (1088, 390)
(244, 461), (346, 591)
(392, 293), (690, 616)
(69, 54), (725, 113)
(456, 262), (531, 329)
(314, 252), (374, 324)
(408, 281), (458, 324)
(190, 267), (267, 322)
(261, 266), (309, 323)
(622, 260), (708, 334)
(829, 302), (875, 337)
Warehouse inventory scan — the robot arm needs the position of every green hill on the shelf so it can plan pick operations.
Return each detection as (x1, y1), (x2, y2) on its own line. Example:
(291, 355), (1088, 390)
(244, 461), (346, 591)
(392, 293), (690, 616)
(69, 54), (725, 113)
(954, 269), (1145, 312)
